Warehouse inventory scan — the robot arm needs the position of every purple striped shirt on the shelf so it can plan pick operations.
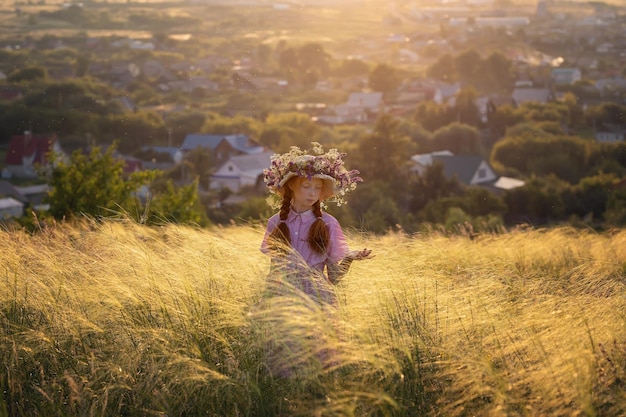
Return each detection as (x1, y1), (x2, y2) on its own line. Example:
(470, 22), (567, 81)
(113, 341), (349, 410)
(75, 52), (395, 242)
(260, 208), (349, 273)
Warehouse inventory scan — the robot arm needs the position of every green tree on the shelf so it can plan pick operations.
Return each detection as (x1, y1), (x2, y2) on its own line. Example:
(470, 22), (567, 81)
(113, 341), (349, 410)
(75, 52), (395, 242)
(165, 110), (207, 146)
(24, 80), (111, 114)
(568, 173), (618, 221)
(503, 177), (566, 225)
(520, 101), (569, 124)
(184, 146), (214, 190)
(278, 47), (299, 79)
(355, 114), (413, 198)
(431, 122), (483, 155)
(347, 180), (402, 234)
(145, 178), (209, 226)
(561, 92), (585, 130)
(75, 53), (91, 77)
(333, 58), (369, 77)
(261, 112), (322, 152)
(7, 66), (47, 82)
(100, 111), (167, 151)
(408, 162), (462, 213)
(368, 64), (400, 95)
(491, 134), (590, 183)
(426, 53), (455, 82)
(453, 87), (481, 127)
(486, 104), (525, 138)
(256, 43), (273, 70)
(44, 145), (154, 220)
(298, 43), (330, 77)
(454, 49), (482, 85)
(414, 101), (454, 132)
(201, 114), (262, 138)
(481, 51), (514, 91)
(458, 186), (507, 217)
(584, 102), (626, 129)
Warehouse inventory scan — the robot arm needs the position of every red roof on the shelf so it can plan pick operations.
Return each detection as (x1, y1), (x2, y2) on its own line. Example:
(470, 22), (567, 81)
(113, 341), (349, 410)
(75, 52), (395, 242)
(0, 89), (22, 101)
(123, 159), (143, 174)
(5, 134), (57, 166)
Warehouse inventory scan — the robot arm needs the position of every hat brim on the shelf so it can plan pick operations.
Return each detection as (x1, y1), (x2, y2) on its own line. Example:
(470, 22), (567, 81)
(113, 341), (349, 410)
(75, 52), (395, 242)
(275, 172), (337, 201)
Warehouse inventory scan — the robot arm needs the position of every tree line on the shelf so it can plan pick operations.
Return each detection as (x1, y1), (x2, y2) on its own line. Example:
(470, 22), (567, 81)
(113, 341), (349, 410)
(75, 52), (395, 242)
(2, 42), (626, 232)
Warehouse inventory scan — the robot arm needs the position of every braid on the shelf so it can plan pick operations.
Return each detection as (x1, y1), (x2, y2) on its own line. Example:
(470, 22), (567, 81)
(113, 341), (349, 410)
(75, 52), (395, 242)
(308, 201), (330, 254)
(268, 188), (292, 251)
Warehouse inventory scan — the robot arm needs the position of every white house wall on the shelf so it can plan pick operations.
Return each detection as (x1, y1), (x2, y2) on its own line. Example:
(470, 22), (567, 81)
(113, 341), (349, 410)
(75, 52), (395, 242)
(470, 161), (498, 184)
(0, 197), (24, 219)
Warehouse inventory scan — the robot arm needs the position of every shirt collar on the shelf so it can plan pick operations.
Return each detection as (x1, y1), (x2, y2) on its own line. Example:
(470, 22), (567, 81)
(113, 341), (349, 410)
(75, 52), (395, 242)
(287, 207), (316, 223)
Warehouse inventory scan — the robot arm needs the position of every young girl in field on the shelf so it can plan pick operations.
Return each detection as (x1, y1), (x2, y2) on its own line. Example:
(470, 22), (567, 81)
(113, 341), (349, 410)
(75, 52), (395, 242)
(260, 142), (372, 305)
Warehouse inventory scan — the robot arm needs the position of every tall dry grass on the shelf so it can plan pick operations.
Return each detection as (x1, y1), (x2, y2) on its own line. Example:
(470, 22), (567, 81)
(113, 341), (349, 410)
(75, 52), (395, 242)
(1, 220), (625, 416)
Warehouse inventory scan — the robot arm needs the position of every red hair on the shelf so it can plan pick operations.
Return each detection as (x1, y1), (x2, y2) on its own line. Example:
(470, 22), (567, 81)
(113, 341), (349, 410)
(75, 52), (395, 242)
(267, 177), (330, 254)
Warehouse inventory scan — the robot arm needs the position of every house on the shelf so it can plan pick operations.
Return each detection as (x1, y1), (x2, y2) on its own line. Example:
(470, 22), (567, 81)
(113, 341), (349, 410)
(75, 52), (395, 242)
(232, 72), (260, 91)
(232, 72), (287, 92)
(595, 77), (626, 95)
(109, 61), (140, 89)
(411, 152), (498, 185)
(0, 197), (24, 219)
(2, 132), (63, 179)
(410, 150), (454, 176)
(511, 87), (556, 105)
(596, 42), (613, 53)
(121, 156), (143, 175)
(403, 79), (460, 104)
(0, 180), (49, 212)
(14, 184), (50, 211)
(409, 151), (525, 193)
(195, 55), (230, 72)
(47, 65), (76, 80)
(395, 85), (444, 107)
(142, 59), (174, 79)
(595, 130), (625, 143)
(316, 104), (370, 125)
(551, 68), (582, 85)
(210, 151), (273, 193)
(163, 77), (219, 93)
(180, 134), (265, 163)
(0, 85), (23, 102)
(482, 96), (517, 123)
(317, 92), (384, 125)
(346, 92), (384, 114)
(138, 146), (184, 170)
(0, 180), (29, 204)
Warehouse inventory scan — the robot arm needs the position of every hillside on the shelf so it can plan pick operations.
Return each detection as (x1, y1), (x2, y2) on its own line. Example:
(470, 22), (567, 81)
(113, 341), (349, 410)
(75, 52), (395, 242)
(2, 220), (625, 416)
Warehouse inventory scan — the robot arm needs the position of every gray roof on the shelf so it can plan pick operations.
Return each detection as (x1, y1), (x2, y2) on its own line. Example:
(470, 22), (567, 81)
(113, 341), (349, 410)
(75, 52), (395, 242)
(346, 92), (383, 109)
(227, 151), (273, 171)
(141, 146), (182, 159)
(0, 197), (24, 210)
(180, 134), (264, 154)
(512, 88), (554, 104)
(432, 154), (486, 184)
(411, 150), (454, 166)
(211, 152), (273, 184)
(0, 180), (28, 203)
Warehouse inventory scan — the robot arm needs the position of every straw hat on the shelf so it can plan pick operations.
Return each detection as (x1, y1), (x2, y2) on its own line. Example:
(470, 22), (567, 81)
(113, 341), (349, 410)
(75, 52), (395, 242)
(263, 142), (362, 208)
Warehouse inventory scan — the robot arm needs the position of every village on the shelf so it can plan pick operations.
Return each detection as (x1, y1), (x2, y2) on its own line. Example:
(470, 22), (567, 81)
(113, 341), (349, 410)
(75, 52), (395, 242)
(0, 0), (625, 228)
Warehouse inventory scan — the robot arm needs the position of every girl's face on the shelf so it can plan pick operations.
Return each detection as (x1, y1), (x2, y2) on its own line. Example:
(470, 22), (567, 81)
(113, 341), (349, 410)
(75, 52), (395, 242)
(290, 177), (324, 212)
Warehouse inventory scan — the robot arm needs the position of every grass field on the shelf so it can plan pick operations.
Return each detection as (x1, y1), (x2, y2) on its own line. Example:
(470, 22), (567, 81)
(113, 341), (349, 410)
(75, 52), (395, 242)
(1, 219), (625, 416)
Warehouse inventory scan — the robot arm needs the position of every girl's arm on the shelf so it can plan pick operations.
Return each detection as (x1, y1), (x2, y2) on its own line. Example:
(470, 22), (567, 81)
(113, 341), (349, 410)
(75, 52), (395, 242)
(327, 249), (373, 284)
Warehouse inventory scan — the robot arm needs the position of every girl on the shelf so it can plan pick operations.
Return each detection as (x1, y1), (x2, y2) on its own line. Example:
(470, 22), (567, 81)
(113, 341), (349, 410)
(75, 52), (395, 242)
(260, 143), (372, 305)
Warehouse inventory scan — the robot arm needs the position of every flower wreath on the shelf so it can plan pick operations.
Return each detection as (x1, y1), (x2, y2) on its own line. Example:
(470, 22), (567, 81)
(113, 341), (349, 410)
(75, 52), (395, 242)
(263, 142), (363, 209)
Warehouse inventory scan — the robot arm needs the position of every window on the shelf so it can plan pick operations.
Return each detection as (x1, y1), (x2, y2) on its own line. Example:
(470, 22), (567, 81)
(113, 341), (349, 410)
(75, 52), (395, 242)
(478, 168), (487, 179)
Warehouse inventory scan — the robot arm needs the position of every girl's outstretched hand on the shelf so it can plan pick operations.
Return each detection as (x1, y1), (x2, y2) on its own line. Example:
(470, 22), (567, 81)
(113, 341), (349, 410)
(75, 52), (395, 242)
(347, 248), (374, 261)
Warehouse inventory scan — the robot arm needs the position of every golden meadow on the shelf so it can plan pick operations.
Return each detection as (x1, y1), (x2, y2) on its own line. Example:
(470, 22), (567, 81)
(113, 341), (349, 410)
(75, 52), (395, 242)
(1, 220), (625, 416)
